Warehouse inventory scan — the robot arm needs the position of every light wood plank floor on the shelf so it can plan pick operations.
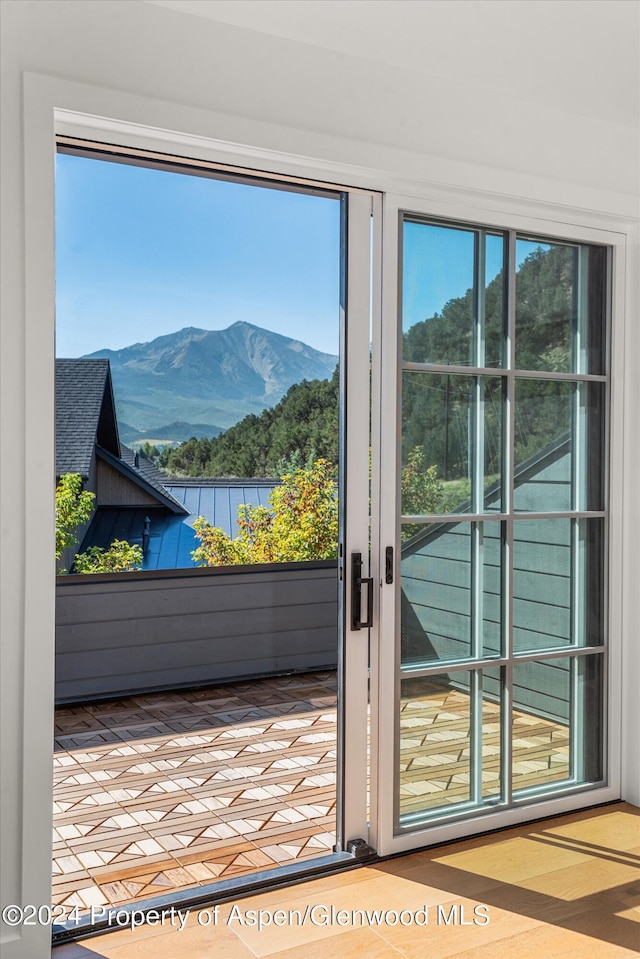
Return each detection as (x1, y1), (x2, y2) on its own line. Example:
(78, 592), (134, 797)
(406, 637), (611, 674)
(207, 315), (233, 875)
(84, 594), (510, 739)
(52, 802), (639, 958)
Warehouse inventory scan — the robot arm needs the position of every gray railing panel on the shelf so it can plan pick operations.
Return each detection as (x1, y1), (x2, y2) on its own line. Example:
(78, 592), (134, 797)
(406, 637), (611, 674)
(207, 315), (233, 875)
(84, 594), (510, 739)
(55, 564), (338, 703)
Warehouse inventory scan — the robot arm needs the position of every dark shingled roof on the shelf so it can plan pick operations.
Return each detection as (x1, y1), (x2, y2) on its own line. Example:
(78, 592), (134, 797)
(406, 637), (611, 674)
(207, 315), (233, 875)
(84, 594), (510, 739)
(55, 359), (120, 478)
(56, 359), (186, 514)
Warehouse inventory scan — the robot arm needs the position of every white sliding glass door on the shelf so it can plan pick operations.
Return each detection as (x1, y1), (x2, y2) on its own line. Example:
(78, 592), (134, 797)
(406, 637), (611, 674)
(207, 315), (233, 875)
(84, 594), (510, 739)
(373, 196), (613, 856)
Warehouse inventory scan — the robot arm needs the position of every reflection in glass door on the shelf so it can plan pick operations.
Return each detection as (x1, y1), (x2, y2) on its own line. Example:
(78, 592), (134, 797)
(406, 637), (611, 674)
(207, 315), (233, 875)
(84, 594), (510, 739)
(377, 209), (609, 848)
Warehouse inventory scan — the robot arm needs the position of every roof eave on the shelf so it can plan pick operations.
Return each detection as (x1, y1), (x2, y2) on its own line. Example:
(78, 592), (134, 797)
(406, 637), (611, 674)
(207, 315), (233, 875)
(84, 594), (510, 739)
(96, 446), (189, 514)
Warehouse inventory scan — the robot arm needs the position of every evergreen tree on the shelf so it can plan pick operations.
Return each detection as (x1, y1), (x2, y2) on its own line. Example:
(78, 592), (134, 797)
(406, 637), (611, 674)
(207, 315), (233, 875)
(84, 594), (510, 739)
(165, 366), (339, 478)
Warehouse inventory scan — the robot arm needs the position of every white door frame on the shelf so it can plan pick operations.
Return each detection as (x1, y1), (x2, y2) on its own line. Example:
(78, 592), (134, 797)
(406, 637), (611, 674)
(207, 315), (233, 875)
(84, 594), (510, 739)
(17, 79), (378, 954)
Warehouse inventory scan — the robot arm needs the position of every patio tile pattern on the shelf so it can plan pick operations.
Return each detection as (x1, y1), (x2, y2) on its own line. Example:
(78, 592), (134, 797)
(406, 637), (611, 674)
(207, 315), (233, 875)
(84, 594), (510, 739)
(53, 673), (338, 914)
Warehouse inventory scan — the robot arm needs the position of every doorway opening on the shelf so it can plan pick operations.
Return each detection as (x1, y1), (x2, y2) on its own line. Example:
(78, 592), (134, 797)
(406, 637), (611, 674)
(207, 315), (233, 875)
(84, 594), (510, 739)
(52, 140), (368, 930)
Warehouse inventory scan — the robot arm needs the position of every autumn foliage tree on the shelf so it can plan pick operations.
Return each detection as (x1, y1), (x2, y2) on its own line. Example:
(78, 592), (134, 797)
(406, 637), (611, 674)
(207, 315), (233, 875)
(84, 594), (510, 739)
(192, 458), (339, 567)
(73, 540), (143, 574)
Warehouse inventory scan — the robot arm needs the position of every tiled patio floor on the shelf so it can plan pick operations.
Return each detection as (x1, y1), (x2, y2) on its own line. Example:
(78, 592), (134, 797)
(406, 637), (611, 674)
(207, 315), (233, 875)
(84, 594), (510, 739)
(53, 672), (338, 915)
(53, 803), (640, 959)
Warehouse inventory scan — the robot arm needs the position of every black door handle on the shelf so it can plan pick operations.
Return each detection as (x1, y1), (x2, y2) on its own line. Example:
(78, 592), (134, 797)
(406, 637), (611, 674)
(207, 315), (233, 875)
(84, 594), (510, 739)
(351, 552), (373, 630)
(385, 546), (394, 584)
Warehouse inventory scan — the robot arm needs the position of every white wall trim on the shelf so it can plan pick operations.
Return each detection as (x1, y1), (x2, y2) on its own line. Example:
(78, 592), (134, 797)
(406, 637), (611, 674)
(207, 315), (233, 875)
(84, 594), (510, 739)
(22, 68), (635, 224)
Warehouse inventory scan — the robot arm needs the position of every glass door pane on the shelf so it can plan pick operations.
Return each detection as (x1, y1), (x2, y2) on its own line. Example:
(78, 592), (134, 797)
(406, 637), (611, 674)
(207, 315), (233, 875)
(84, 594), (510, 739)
(399, 666), (504, 823)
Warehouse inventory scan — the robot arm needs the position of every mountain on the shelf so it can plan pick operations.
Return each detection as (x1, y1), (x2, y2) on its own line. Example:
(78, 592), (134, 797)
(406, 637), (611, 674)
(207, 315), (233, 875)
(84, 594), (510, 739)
(84, 322), (338, 441)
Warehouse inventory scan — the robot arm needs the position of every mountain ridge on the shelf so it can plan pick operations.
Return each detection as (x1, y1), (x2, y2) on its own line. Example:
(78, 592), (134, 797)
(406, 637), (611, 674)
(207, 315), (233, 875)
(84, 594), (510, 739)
(83, 321), (338, 443)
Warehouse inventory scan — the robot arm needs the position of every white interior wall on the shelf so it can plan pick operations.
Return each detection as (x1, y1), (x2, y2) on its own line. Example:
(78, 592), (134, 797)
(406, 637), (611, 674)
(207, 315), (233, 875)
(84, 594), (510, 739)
(1, 2), (638, 955)
(147, 0), (639, 132)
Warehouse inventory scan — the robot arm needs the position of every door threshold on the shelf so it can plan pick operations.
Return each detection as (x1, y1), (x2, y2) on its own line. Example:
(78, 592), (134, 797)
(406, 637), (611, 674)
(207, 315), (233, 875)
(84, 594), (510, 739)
(51, 848), (377, 945)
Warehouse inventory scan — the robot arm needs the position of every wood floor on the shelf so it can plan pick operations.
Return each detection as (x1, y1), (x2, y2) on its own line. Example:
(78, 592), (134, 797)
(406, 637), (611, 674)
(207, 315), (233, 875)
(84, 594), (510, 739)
(52, 802), (639, 958)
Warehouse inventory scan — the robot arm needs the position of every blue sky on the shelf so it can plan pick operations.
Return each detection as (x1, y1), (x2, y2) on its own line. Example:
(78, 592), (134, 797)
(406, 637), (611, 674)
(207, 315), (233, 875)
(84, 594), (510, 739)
(55, 153), (542, 359)
(55, 153), (342, 358)
(403, 222), (504, 331)
(402, 223), (547, 332)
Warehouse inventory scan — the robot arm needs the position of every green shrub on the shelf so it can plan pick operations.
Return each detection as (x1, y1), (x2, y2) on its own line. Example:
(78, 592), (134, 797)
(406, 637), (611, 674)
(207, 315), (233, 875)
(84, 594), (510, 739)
(73, 540), (143, 574)
(55, 473), (95, 563)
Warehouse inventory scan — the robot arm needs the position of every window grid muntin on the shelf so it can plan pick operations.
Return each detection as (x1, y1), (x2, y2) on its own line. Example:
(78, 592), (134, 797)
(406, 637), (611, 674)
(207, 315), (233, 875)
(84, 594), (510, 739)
(396, 216), (609, 831)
